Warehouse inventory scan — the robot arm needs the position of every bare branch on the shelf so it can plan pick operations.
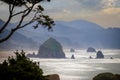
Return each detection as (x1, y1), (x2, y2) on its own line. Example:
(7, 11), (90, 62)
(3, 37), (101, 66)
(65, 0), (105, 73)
(0, 28), (17, 43)
(0, 0), (54, 43)
(24, 4), (35, 17)
(12, 6), (33, 17)
(0, 3), (36, 43)
(0, 4), (14, 33)
(9, 4), (11, 12)
(17, 4), (35, 28)
(24, 4), (29, 8)
(0, 15), (25, 43)
(11, 4), (15, 12)
(18, 20), (34, 29)
(0, 19), (35, 43)
(15, 4), (35, 28)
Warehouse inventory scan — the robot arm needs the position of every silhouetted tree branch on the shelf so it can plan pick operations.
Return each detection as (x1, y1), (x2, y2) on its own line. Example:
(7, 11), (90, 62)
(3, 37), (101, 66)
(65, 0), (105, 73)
(0, 0), (54, 43)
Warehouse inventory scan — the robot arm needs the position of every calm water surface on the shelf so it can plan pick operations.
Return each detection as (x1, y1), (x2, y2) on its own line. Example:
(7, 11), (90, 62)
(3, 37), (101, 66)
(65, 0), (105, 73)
(31, 50), (120, 80)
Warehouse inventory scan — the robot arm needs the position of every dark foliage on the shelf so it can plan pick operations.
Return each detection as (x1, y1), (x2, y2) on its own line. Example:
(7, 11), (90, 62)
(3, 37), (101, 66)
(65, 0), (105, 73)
(0, 0), (50, 6)
(0, 50), (47, 80)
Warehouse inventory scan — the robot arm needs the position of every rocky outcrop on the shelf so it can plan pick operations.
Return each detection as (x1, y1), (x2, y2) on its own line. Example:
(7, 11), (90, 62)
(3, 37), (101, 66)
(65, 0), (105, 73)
(71, 54), (75, 59)
(110, 57), (113, 59)
(93, 72), (120, 80)
(37, 38), (66, 58)
(46, 74), (60, 80)
(87, 47), (96, 52)
(89, 56), (93, 59)
(70, 48), (75, 52)
(27, 52), (36, 57)
(96, 51), (104, 59)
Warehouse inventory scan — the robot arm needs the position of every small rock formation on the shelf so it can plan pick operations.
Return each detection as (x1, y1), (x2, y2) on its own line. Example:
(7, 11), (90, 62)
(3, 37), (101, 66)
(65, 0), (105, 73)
(87, 47), (96, 52)
(71, 54), (75, 59)
(96, 51), (104, 59)
(70, 48), (75, 52)
(27, 52), (36, 57)
(89, 56), (93, 59)
(46, 74), (60, 80)
(37, 38), (66, 58)
(110, 57), (113, 59)
(93, 72), (120, 80)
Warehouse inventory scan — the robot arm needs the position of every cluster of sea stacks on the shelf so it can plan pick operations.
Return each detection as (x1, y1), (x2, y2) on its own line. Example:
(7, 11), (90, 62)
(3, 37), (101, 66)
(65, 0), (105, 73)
(27, 38), (66, 58)
(27, 37), (111, 59)
(87, 47), (104, 59)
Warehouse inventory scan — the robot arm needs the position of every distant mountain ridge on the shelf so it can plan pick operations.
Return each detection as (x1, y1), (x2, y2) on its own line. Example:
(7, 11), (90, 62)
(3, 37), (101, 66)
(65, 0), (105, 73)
(0, 29), (38, 50)
(0, 19), (120, 49)
(17, 20), (120, 49)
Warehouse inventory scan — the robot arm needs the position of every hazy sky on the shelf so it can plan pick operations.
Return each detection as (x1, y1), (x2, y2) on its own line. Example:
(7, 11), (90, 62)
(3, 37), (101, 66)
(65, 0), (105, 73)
(0, 0), (120, 28)
(44, 0), (120, 27)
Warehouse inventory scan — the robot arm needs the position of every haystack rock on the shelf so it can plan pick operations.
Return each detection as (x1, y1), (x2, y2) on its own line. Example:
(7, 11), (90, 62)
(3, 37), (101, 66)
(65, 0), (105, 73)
(37, 38), (66, 58)
(96, 51), (104, 59)
(87, 47), (96, 52)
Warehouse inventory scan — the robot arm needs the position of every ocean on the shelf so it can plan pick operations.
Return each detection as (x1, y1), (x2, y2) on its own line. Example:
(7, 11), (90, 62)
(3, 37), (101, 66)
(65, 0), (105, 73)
(0, 49), (120, 80)
(31, 49), (120, 80)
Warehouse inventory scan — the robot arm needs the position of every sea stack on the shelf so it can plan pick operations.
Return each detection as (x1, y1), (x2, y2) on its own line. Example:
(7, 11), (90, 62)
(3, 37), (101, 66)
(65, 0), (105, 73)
(96, 51), (104, 59)
(87, 47), (96, 52)
(71, 54), (75, 59)
(70, 48), (75, 52)
(37, 38), (66, 58)
(89, 56), (93, 59)
(27, 52), (36, 57)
